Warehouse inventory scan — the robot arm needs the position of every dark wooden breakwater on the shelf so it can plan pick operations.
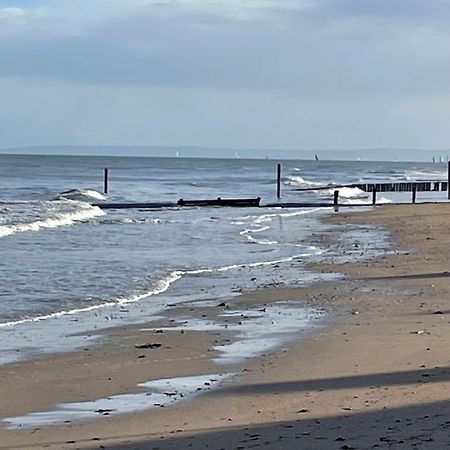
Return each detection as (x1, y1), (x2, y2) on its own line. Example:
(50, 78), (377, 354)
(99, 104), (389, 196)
(95, 198), (261, 210)
(177, 197), (261, 207)
(94, 202), (176, 210)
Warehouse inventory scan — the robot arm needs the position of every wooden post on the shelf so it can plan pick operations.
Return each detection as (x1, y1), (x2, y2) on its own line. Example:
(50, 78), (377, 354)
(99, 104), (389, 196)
(276, 163), (281, 200)
(372, 187), (377, 205)
(412, 184), (417, 204)
(333, 190), (339, 212)
(104, 168), (109, 194)
(448, 161), (450, 200)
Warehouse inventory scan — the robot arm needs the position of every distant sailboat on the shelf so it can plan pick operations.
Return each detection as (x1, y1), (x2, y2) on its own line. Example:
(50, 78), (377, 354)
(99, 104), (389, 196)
(314, 154), (319, 161)
(175, 151), (180, 158)
(432, 156), (436, 163)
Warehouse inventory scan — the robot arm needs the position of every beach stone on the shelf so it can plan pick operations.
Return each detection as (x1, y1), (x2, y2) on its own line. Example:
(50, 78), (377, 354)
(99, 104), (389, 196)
(135, 343), (162, 349)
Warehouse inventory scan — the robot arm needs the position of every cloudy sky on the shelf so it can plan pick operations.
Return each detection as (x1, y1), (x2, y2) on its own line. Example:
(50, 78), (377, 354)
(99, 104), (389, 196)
(0, 0), (449, 152)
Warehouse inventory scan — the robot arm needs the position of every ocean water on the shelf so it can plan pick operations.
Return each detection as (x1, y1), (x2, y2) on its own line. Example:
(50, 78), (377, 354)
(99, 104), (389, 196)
(0, 154), (447, 363)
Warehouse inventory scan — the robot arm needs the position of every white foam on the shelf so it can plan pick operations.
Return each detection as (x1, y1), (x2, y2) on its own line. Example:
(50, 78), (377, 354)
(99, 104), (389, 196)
(234, 209), (324, 246)
(256, 208), (322, 223)
(0, 204), (105, 238)
(249, 238), (279, 245)
(405, 170), (447, 180)
(246, 252), (315, 268)
(343, 196), (392, 205)
(3, 373), (233, 429)
(99, 217), (172, 225)
(233, 208), (322, 227)
(286, 176), (324, 188)
(239, 225), (277, 245)
(330, 186), (367, 199)
(239, 226), (271, 236)
(321, 186), (392, 205)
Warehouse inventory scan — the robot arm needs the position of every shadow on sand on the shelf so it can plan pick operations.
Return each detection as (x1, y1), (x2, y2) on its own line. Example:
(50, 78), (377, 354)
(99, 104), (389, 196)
(364, 271), (450, 281)
(3, 366), (450, 449)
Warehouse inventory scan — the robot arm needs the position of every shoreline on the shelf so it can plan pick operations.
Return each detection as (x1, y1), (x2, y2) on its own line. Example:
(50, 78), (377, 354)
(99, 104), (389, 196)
(0, 207), (339, 367)
(2, 203), (450, 448)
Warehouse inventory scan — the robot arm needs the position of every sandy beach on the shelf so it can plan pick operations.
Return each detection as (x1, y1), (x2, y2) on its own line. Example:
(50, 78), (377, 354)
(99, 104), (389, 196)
(2, 203), (450, 449)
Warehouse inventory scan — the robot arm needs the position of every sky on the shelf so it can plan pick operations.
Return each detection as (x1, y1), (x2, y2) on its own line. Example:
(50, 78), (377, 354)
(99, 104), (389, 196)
(0, 0), (450, 154)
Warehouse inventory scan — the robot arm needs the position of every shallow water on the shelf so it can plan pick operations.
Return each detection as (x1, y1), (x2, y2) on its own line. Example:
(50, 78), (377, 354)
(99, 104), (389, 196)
(3, 373), (234, 429)
(0, 155), (447, 363)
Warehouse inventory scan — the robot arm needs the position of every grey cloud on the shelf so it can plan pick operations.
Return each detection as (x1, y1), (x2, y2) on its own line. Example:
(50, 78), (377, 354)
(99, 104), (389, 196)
(1, 0), (450, 150)
(1, 4), (449, 98)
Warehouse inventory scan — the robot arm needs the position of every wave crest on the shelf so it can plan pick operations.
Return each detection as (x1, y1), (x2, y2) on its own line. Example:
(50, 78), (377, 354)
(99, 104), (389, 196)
(55, 189), (106, 202)
(286, 176), (324, 188)
(0, 204), (105, 238)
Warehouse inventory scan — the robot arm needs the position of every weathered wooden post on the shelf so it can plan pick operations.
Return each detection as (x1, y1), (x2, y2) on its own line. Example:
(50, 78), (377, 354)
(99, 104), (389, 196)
(412, 184), (417, 204)
(276, 163), (282, 200)
(448, 161), (450, 200)
(104, 168), (109, 194)
(334, 190), (339, 212)
(372, 187), (377, 205)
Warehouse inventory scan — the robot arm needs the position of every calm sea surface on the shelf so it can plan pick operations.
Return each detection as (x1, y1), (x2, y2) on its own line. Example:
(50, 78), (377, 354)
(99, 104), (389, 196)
(0, 154), (447, 362)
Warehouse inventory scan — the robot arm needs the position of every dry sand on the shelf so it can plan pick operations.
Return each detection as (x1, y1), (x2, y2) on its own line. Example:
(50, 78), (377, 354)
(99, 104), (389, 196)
(2, 203), (450, 449)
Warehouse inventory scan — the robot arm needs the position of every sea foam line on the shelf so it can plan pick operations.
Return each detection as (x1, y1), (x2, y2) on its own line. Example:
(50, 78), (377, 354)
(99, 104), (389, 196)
(0, 270), (184, 328)
(233, 208), (322, 225)
(0, 247), (322, 329)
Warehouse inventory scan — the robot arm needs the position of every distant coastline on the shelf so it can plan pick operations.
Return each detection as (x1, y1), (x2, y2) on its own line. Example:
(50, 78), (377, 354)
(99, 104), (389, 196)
(0, 145), (449, 162)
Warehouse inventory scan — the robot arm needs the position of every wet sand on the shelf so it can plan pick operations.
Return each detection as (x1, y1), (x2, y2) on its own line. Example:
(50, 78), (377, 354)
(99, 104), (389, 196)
(2, 203), (450, 449)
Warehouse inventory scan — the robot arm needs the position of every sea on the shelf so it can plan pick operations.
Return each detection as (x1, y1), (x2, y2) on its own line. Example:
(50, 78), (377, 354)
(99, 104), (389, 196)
(0, 154), (448, 366)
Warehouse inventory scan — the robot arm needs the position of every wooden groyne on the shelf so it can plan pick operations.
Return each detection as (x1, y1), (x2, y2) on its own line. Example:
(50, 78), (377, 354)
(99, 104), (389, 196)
(293, 181), (448, 193)
(355, 181), (447, 192)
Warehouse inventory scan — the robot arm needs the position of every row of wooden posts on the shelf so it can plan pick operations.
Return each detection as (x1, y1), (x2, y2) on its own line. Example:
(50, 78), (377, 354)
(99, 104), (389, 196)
(102, 162), (450, 206)
(275, 162), (450, 204)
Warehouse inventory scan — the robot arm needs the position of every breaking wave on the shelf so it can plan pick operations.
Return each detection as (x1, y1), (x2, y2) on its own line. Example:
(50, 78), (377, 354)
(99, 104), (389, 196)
(285, 175), (393, 204)
(54, 189), (106, 202)
(0, 203), (105, 238)
(286, 176), (324, 188)
(329, 186), (368, 199)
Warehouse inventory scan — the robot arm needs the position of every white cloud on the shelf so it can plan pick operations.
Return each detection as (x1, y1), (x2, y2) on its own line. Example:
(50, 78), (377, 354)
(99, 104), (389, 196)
(134, 0), (313, 19)
(0, 7), (29, 24)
